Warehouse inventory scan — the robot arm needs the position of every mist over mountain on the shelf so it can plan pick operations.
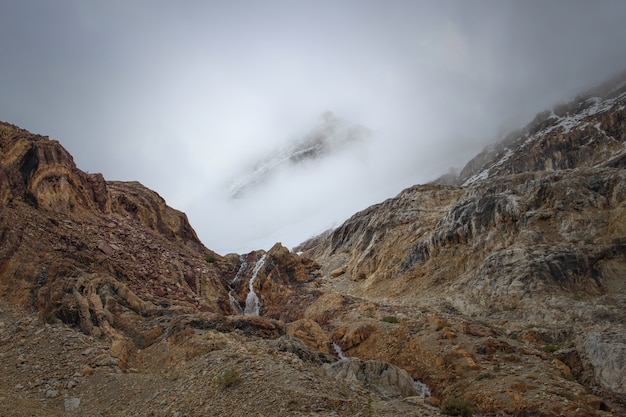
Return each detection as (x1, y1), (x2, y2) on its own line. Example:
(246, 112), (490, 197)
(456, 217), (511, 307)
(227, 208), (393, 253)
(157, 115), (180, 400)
(1, 67), (626, 416)
(3, 1), (626, 254)
(228, 112), (372, 199)
(3, 1), (626, 415)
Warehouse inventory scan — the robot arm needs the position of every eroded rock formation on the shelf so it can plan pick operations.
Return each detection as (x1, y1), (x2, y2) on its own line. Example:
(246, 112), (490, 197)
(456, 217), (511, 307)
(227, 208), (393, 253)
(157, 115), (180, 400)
(0, 122), (230, 359)
(1, 71), (626, 416)
(300, 74), (626, 411)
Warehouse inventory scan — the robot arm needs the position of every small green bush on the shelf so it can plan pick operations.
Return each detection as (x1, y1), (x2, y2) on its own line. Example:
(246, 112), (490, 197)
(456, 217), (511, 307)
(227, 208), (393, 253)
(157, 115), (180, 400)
(475, 372), (493, 381)
(205, 253), (218, 263)
(365, 396), (373, 417)
(380, 315), (399, 323)
(38, 311), (57, 325)
(441, 397), (472, 417)
(215, 366), (240, 388)
(543, 343), (562, 353)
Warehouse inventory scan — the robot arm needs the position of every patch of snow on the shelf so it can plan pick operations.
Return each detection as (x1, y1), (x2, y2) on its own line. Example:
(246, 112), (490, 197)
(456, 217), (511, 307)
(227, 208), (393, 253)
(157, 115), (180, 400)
(492, 148), (514, 169)
(463, 169), (489, 186)
(463, 91), (625, 187)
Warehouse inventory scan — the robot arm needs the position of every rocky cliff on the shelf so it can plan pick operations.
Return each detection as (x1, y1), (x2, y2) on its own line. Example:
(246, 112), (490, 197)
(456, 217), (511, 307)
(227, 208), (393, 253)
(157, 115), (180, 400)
(1, 71), (626, 416)
(1, 121), (424, 416)
(299, 72), (626, 414)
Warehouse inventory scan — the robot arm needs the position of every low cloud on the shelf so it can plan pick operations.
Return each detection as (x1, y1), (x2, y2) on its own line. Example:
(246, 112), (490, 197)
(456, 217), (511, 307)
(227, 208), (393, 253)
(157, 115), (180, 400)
(1, 1), (626, 254)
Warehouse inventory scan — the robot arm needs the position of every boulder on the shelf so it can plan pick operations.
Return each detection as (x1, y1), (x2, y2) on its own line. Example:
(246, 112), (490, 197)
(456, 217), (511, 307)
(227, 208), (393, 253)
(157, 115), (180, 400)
(323, 358), (419, 398)
(580, 331), (626, 396)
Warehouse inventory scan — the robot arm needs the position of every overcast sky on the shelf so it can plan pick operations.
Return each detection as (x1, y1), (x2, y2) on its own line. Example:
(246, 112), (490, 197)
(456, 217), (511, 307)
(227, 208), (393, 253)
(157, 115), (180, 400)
(2, 1), (626, 254)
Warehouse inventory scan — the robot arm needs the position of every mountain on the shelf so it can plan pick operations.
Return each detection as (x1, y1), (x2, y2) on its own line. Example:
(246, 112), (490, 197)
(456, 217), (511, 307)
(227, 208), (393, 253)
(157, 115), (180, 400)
(1, 71), (625, 416)
(457, 70), (626, 186)
(228, 111), (371, 198)
(299, 71), (626, 413)
(0, 122), (425, 416)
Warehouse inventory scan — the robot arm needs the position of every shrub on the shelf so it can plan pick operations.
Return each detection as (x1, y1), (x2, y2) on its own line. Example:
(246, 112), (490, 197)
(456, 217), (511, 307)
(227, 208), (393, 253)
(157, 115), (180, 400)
(38, 311), (58, 324)
(441, 397), (472, 417)
(475, 372), (493, 381)
(215, 366), (240, 388)
(380, 315), (399, 323)
(543, 343), (562, 353)
(205, 253), (218, 263)
(365, 396), (373, 417)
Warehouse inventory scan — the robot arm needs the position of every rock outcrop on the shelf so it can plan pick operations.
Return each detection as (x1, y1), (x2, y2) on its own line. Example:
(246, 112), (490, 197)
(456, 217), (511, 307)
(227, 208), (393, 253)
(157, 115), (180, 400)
(324, 358), (419, 399)
(458, 71), (626, 185)
(225, 243), (321, 322)
(0, 122), (230, 355)
(301, 73), (626, 410)
(228, 111), (371, 198)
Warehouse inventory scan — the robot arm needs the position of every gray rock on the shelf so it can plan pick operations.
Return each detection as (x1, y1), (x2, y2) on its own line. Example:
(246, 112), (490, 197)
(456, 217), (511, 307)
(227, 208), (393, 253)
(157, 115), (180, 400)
(580, 331), (626, 396)
(64, 397), (81, 411)
(45, 389), (59, 398)
(93, 353), (113, 367)
(323, 358), (418, 398)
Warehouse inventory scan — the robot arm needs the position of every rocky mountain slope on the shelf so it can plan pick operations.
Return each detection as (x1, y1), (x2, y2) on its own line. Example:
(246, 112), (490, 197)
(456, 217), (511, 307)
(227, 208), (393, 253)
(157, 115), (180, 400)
(300, 72), (626, 414)
(1, 71), (625, 416)
(0, 121), (434, 416)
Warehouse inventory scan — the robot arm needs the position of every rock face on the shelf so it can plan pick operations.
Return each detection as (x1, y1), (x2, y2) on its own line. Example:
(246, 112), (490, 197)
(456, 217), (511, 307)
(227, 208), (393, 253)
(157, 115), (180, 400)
(581, 332), (626, 396)
(0, 122), (230, 354)
(324, 358), (419, 398)
(458, 71), (626, 185)
(226, 243), (321, 322)
(2, 71), (626, 416)
(301, 73), (626, 408)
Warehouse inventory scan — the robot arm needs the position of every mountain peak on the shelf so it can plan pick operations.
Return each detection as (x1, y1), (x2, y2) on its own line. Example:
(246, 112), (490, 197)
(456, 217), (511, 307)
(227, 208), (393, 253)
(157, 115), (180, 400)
(456, 71), (626, 186)
(228, 112), (372, 199)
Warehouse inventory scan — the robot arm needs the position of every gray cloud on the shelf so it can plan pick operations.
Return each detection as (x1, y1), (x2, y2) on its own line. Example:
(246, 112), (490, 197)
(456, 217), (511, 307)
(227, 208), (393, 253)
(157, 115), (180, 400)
(2, 1), (626, 253)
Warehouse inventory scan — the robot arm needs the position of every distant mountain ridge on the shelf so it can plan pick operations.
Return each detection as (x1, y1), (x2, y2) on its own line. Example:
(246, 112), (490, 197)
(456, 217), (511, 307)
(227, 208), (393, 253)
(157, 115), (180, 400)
(228, 111), (371, 198)
(456, 70), (626, 185)
(300, 70), (626, 411)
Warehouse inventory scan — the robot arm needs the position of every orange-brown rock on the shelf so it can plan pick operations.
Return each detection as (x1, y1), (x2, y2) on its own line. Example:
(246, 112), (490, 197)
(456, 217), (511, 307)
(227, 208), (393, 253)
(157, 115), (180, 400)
(0, 122), (230, 351)
(2, 72), (626, 416)
(224, 243), (321, 321)
(303, 90), (626, 404)
(285, 318), (331, 354)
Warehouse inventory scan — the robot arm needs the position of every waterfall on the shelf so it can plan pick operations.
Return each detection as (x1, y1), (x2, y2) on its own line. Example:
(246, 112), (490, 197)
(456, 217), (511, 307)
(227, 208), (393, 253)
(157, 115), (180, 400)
(162, 320), (173, 344)
(414, 380), (432, 397)
(229, 289), (243, 315)
(227, 255), (248, 314)
(231, 254), (248, 285)
(244, 254), (267, 316)
(333, 342), (347, 360)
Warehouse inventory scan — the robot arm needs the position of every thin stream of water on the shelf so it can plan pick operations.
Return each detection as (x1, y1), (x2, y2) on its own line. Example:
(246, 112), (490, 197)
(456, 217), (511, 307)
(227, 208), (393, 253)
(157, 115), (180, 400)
(244, 254), (267, 316)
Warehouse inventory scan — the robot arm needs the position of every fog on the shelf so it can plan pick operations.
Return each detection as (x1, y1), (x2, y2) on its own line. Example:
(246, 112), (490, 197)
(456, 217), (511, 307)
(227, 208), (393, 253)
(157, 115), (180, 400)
(2, 1), (626, 254)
